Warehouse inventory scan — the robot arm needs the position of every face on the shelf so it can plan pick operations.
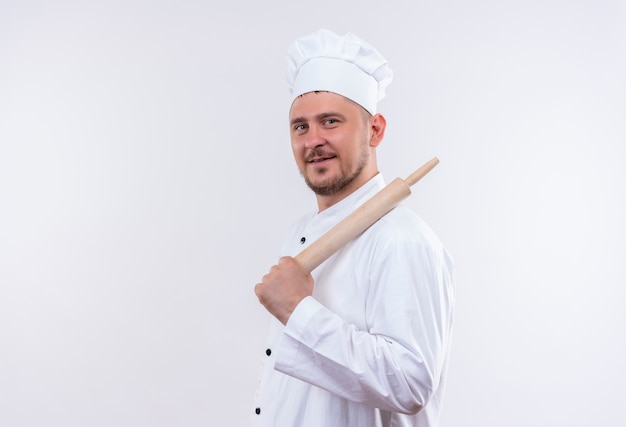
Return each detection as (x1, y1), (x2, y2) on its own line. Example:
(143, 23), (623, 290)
(289, 91), (384, 207)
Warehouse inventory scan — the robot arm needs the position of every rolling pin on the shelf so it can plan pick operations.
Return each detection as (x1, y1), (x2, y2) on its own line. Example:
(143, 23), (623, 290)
(294, 157), (440, 273)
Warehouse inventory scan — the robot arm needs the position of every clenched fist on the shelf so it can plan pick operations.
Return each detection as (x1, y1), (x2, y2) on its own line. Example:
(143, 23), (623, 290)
(254, 256), (314, 325)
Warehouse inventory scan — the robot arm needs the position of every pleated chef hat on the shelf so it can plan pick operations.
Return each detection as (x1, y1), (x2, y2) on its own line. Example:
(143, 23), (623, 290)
(285, 29), (393, 115)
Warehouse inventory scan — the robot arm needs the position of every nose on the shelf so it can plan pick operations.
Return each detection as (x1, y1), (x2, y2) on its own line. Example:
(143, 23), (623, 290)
(304, 125), (325, 150)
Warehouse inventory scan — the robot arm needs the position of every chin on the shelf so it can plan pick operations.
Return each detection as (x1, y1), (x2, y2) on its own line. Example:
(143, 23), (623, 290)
(306, 172), (334, 187)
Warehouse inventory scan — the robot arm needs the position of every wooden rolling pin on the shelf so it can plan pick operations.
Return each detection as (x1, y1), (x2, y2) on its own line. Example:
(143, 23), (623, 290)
(294, 157), (440, 273)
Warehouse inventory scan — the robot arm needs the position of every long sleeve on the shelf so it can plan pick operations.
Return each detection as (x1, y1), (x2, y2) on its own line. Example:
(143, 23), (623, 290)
(274, 220), (455, 414)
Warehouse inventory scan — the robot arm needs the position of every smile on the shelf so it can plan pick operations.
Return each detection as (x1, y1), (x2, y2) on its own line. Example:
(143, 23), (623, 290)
(308, 156), (336, 164)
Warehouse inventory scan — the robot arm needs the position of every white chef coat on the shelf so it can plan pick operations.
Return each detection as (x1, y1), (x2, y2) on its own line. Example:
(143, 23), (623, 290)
(251, 173), (454, 427)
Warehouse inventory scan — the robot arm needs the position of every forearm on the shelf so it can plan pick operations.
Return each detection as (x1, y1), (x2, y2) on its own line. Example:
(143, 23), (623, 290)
(274, 296), (441, 414)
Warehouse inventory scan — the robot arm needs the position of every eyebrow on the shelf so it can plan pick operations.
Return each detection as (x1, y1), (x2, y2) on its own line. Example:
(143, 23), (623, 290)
(290, 111), (347, 126)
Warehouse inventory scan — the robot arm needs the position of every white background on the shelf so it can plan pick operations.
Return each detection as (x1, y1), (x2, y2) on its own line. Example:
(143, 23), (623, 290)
(1, 1), (625, 426)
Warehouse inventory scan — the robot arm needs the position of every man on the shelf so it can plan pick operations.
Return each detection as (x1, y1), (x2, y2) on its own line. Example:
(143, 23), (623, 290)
(252, 29), (454, 427)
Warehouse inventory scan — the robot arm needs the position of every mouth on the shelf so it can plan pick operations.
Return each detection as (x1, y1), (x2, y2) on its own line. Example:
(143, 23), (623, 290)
(307, 155), (336, 164)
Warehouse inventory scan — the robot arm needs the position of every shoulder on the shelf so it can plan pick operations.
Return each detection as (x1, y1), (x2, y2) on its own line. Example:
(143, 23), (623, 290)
(364, 204), (453, 266)
(372, 205), (441, 246)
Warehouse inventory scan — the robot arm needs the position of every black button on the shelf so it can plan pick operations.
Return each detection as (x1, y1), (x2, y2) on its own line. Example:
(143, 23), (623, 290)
(300, 237), (306, 244)
(255, 407), (261, 415)
(266, 348), (272, 356)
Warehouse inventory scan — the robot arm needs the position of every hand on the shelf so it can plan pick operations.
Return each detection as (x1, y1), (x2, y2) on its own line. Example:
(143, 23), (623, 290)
(254, 256), (314, 325)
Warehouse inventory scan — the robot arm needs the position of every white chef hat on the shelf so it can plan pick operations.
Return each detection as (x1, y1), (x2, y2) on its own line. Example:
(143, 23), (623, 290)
(285, 28), (393, 115)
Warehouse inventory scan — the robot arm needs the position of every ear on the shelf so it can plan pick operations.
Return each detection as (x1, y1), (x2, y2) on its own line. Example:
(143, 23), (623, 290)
(368, 113), (386, 148)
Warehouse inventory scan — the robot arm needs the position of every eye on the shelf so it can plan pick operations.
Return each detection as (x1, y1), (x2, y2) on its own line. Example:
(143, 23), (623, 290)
(294, 123), (307, 132)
